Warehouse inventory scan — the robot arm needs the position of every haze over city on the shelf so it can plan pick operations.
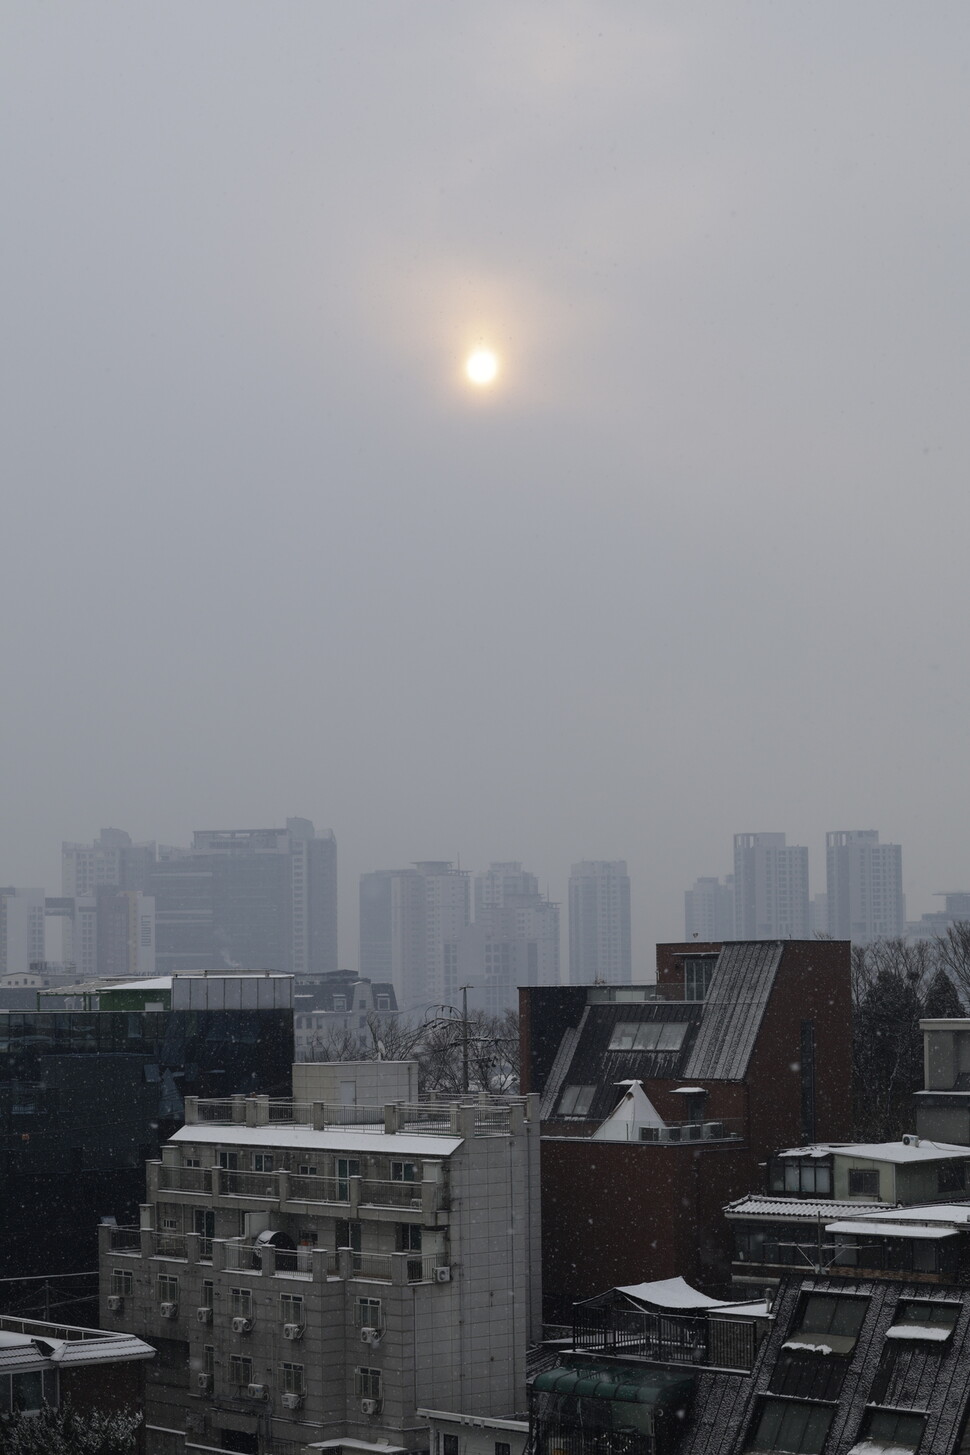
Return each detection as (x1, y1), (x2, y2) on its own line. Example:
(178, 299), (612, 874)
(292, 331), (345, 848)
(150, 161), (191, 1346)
(3, 3), (970, 971)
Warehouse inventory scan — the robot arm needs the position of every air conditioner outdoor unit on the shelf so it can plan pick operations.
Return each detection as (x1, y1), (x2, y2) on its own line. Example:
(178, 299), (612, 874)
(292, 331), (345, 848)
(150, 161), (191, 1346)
(196, 1373), (212, 1393)
(360, 1326), (378, 1344)
(434, 1266), (451, 1283)
(282, 1323), (304, 1341)
(281, 1392), (304, 1410)
(247, 1383), (268, 1400)
(231, 1316), (254, 1334)
(159, 1301), (178, 1319)
(196, 1306), (213, 1324)
(106, 1295), (124, 1312)
(360, 1398), (379, 1415)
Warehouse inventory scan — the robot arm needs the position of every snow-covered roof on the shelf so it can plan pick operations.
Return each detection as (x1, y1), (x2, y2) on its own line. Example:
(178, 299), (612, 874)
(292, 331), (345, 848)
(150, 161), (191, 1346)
(725, 1195), (890, 1221)
(826, 1220), (960, 1241)
(0, 1328), (154, 1373)
(885, 1324), (952, 1341)
(779, 1139), (970, 1165)
(670, 1086), (707, 1095)
(171, 1124), (462, 1156)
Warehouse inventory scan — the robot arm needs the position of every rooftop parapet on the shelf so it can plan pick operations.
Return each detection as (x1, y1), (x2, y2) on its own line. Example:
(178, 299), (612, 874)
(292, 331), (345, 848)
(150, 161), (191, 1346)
(184, 1092), (538, 1138)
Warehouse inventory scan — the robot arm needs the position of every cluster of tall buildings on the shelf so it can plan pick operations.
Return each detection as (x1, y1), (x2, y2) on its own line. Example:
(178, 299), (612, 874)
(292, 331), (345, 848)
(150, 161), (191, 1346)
(686, 829), (908, 944)
(1, 820), (338, 991)
(2, 828), (634, 1015)
(360, 858), (631, 1013)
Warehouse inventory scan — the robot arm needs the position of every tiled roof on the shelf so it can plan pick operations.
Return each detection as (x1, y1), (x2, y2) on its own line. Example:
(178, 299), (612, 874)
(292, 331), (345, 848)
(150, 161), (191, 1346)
(725, 1196), (890, 1220)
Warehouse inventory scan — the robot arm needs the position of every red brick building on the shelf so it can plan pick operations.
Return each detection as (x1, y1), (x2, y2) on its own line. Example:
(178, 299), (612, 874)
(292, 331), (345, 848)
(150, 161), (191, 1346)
(520, 941), (852, 1319)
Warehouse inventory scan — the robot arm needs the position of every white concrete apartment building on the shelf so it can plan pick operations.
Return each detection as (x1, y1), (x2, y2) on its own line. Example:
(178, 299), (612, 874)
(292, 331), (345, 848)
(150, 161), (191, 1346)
(567, 861), (631, 984)
(825, 829), (905, 942)
(99, 1063), (541, 1455)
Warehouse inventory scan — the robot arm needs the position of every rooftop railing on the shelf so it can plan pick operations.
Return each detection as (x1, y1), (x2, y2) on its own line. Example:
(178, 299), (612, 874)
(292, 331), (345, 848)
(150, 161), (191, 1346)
(183, 1093), (534, 1138)
(573, 1306), (760, 1372)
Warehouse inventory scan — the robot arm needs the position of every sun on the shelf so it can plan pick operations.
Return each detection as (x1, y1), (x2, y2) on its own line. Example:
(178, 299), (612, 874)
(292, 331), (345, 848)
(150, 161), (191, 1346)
(465, 347), (499, 386)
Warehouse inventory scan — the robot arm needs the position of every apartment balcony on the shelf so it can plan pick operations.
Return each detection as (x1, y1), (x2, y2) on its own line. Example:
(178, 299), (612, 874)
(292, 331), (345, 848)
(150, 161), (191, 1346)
(99, 1225), (447, 1286)
(149, 1162), (448, 1221)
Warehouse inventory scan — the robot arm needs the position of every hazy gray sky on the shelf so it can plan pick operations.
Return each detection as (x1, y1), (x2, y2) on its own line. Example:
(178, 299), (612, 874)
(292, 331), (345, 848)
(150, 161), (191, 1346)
(3, 2), (970, 969)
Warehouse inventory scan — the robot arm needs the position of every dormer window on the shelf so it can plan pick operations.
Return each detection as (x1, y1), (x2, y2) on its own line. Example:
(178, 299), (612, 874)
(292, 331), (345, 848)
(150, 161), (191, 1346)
(608, 1022), (688, 1053)
(558, 1086), (595, 1117)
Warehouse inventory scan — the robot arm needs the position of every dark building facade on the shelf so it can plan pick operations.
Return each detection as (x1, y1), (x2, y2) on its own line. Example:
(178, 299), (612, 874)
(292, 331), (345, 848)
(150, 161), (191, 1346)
(150, 820), (337, 977)
(520, 941), (852, 1318)
(0, 979), (293, 1301)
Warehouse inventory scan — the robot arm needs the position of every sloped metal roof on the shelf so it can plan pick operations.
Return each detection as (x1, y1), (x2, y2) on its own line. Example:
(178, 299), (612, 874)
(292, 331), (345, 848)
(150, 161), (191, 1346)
(682, 942), (784, 1081)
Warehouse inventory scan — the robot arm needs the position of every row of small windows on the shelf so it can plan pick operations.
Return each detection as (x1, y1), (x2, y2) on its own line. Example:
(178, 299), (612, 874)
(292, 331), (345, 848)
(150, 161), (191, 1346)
(768, 1159), (967, 1199)
(749, 1400), (924, 1454)
(608, 1021), (688, 1053)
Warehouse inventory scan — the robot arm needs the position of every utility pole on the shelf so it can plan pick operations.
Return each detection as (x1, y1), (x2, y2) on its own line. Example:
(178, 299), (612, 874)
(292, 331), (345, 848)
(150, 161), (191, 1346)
(462, 984), (469, 1096)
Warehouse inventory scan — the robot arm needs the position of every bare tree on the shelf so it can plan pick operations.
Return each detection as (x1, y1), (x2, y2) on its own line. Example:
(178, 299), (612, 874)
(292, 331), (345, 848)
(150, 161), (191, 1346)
(934, 922), (970, 1005)
(298, 1007), (520, 1095)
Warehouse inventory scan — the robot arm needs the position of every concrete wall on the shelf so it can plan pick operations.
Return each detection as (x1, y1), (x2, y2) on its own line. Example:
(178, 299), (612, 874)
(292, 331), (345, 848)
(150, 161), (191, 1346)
(292, 1061), (419, 1104)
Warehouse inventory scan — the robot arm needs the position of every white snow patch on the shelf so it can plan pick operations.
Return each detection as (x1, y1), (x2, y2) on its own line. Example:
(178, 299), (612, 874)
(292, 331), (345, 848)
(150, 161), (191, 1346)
(885, 1323), (952, 1341)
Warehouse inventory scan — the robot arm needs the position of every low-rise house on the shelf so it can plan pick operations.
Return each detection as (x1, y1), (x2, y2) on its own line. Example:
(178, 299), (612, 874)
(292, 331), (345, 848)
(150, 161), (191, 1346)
(727, 1139), (970, 1293)
(0, 1313), (153, 1419)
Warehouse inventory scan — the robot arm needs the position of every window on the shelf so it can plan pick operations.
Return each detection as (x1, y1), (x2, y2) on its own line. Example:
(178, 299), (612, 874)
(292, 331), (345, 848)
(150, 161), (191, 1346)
(356, 1367), (383, 1401)
(848, 1168), (880, 1198)
(10, 1372), (45, 1413)
(790, 1294), (868, 1353)
(156, 1274), (179, 1304)
(748, 1398), (833, 1453)
(337, 1157), (361, 1199)
(557, 1085), (595, 1116)
(938, 1160), (966, 1194)
(769, 1348), (848, 1402)
(252, 1153), (274, 1173)
(218, 1150), (239, 1171)
(230, 1287), (253, 1319)
(397, 1223), (422, 1252)
(775, 1159), (832, 1197)
(392, 1161), (419, 1182)
(200, 1280), (214, 1309)
(298, 1164), (318, 1176)
(203, 1344), (214, 1377)
(281, 1294), (305, 1326)
(496, 1443), (511, 1455)
(377, 996), (391, 1012)
(442, 1437), (460, 1455)
(228, 1355), (253, 1386)
(111, 1269), (133, 1296)
(336, 1219), (362, 1252)
(608, 1021), (688, 1052)
(333, 995), (347, 1012)
(857, 1410), (925, 1451)
(684, 956), (716, 1001)
(356, 1297), (383, 1329)
(889, 1299), (959, 1337)
(280, 1361), (305, 1396)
